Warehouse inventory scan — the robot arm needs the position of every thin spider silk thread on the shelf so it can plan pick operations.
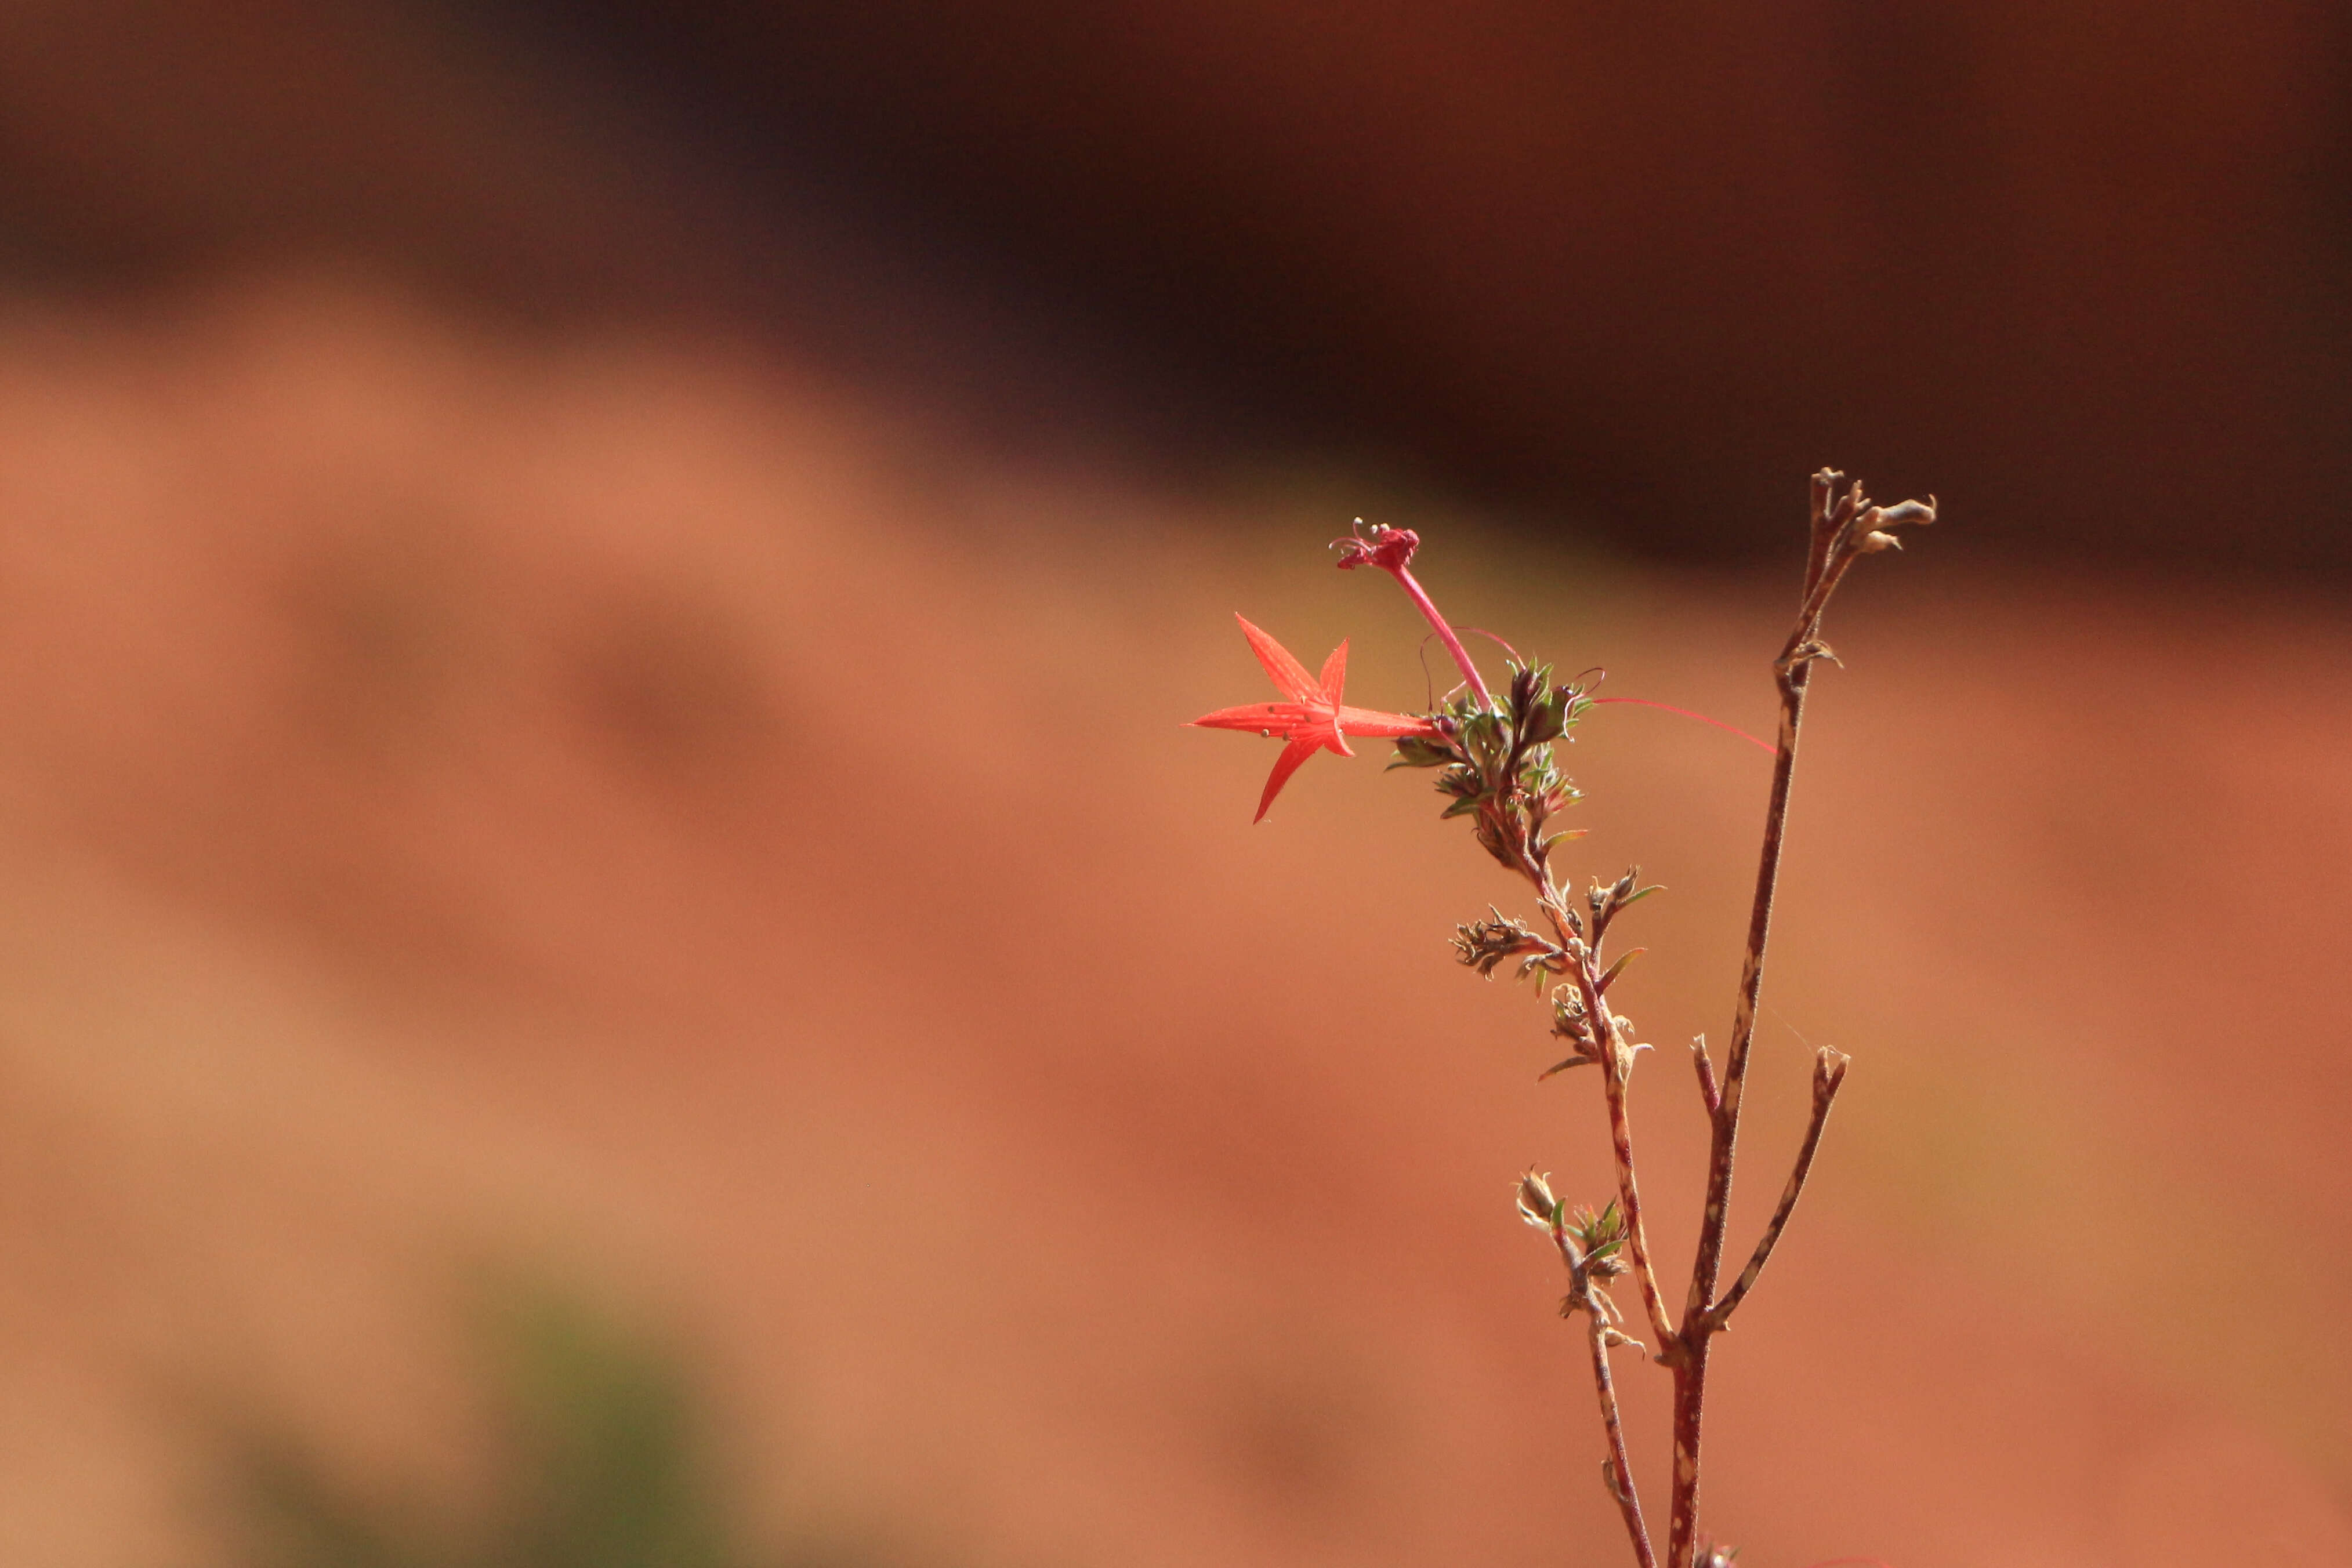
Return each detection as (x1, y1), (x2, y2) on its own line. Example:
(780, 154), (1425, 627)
(1408, 630), (1774, 756)
(1592, 697), (1775, 756)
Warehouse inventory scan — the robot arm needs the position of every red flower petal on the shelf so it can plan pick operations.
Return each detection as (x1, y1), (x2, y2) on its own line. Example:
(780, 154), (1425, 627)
(1235, 614), (1321, 704)
(1190, 702), (1304, 734)
(1255, 733), (1323, 822)
(1333, 704), (1443, 738)
(1318, 638), (1348, 703)
(1198, 616), (1443, 821)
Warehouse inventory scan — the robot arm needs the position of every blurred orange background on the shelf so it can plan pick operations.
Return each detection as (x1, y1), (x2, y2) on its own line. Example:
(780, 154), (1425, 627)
(0, 5), (2346, 1566)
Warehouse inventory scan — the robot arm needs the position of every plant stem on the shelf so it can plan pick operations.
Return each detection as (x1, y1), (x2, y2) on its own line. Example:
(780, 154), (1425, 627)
(1588, 1317), (1659, 1568)
(1385, 561), (1495, 710)
(1664, 470), (1925, 1567)
(1531, 880), (1678, 1358)
(1597, 986), (1680, 1355)
(1664, 643), (1813, 1567)
(1690, 1036), (1722, 1116)
(1706, 1047), (1849, 1330)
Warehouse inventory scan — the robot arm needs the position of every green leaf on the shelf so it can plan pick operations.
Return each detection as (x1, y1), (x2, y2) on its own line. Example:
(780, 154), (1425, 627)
(1387, 735), (1455, 770)
(1594, 948), (1647, 994)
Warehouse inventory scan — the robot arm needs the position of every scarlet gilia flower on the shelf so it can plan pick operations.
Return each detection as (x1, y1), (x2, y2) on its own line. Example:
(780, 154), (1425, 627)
(1191, 614), (1444, 822)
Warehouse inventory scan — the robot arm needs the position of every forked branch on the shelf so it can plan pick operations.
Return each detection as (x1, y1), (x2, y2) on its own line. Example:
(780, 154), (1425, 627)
(1705, 1046), (1850, 1331)
(1664, 471), (1933, 1568)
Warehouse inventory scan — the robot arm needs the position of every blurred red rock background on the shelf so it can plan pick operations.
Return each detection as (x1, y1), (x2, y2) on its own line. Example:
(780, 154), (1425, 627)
(0, 3), (2346, 1566)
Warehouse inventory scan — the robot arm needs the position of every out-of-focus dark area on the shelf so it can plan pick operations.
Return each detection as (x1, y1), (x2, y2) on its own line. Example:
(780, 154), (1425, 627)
(0, 4), (2347, 1567)
(498, 0), (2352, 569)
(12, 0), (2352, 563)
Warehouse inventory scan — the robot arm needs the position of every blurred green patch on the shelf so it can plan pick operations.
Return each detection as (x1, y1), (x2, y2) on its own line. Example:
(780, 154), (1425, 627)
(229, 1289), (864, 1568)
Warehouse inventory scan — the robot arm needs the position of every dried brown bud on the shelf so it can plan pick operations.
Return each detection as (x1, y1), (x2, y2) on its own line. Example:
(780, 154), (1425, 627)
(1851, 495), (1936, 553)
(1550, 986), (1600, 1054)
(1516, 1168), (1560, 1230)
(1452, 909), (1551, 978)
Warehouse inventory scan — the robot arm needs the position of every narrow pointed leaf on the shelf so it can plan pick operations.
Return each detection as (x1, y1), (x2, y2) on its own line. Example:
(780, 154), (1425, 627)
(1594, 947), (1647, 994)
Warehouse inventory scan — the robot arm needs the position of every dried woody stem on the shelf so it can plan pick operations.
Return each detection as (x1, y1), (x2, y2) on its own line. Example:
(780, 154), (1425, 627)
(1708, 1044), (1849, 1329)
(1588, 1298), (1657, 1568)
(1661, 471), (1933, 1568)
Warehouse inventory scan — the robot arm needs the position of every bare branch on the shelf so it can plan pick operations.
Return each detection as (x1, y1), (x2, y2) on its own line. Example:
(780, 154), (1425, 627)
(1691, 1035), (1720, 1116)
(1665, 472), (1930, 1568)
(1598, 1041), (1681, 1358)
(1704, 1047), (1850, 1331)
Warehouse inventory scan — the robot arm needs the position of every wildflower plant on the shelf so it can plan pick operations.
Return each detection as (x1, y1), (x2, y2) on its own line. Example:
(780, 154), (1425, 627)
(1191, 472), (1934, 1568)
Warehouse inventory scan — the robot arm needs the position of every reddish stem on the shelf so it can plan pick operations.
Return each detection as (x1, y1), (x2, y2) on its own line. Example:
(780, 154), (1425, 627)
(1588, 1317), (1659, 1568)
(1384, 562), (1495, 710)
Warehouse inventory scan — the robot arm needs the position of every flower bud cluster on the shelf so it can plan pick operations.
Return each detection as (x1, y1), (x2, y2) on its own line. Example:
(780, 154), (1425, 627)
(1451, 908), (1563, 981)
(1815, 468), (1936, 564)
(1388, 659), (1590, 876)
(1585, 866), (1663, 944)
(1520, 1171), (1637, 1334)
(1550, 977), (1601, 1058)
(1546, 981), (1641, 1079)
(1563, 1201), (1630, 1283)
(1847, 496), (1936, 554)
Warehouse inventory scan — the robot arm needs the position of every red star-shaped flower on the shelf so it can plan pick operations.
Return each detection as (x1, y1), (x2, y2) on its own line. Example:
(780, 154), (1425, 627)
(1191, 614), (1444, 822)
